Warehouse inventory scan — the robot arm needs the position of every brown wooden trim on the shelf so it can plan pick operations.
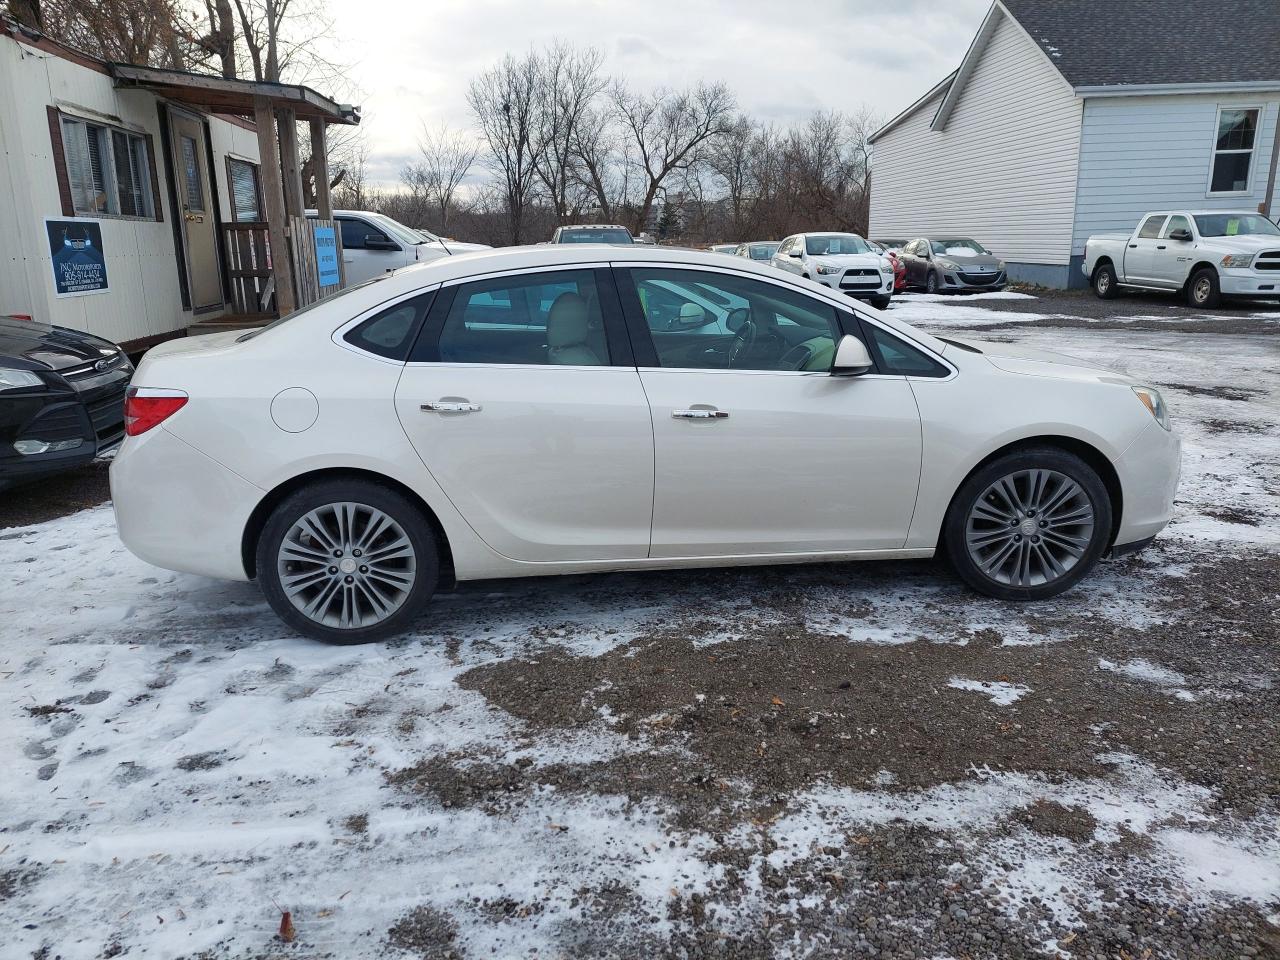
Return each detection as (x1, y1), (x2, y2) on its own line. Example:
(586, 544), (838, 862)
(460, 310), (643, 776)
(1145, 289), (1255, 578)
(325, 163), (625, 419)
(213, 112), (258, 133)
(46, 106), (74, 216)
(143, 132), (164, 223)
(118, 328), (185, 358)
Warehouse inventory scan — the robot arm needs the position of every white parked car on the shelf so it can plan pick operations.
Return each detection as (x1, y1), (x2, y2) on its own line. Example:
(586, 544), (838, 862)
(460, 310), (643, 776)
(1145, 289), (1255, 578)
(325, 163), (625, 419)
(771, 233), (895, 309)
(112, 246), (1180, 643)
(1084, 210), (1280, 307)
(305, 209), (489, 286)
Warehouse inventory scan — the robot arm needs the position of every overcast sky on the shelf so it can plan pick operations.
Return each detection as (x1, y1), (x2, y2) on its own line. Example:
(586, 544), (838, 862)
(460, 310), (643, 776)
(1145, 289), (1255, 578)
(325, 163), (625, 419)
(323, 0), (993, 189)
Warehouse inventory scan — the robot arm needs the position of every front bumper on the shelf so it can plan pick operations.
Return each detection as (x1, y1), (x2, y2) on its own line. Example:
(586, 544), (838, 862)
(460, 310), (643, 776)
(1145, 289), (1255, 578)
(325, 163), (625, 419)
(111, 425), (263, 581)
(815, 272), (894, 299)
(1113, 419), (1181, 548)
(941, 270), (1007, 292)
(1219, 271), (1280, 297)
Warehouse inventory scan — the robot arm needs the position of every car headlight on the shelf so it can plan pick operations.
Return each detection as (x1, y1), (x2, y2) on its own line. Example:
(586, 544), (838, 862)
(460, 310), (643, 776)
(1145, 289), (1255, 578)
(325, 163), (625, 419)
(815, 265), (841, 275)
(0, 367), (43, 391)
(879, 261), (895, 274)
(1221, 254), (1254, 269)
(938, 259), (960, 271)
(996, 260), (1006, 271)
(1132, 386), (1170, 430)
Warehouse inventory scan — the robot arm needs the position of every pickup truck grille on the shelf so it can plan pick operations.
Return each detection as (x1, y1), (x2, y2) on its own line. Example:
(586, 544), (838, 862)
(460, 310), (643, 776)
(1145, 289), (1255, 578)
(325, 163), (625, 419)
(1255, 251), (1280, 271)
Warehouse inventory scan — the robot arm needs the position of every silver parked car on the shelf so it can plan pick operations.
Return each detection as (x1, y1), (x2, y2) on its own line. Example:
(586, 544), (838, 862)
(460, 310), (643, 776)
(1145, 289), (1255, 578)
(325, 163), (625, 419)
(735, 241), (781, 262)
(898, 238), (1008, 294)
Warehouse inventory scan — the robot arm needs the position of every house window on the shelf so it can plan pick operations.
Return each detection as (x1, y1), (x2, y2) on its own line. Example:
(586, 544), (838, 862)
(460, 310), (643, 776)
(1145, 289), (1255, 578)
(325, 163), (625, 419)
(59, 115), (155, 219)
(1209, 107), (1259, 194)
(227, 158), (262, 222)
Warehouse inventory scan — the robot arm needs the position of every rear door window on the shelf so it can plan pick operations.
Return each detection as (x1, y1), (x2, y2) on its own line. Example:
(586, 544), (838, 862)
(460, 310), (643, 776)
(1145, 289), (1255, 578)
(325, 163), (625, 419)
(1138, 216), (1167, 239)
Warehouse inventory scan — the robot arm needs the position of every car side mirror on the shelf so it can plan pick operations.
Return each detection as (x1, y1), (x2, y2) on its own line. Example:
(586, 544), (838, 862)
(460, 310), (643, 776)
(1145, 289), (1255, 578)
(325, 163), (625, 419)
(1168, 228), (1192, 242)
(789, 249), (802, 258)
(364, 235), (399, 251)
(831, 335), (874, 377)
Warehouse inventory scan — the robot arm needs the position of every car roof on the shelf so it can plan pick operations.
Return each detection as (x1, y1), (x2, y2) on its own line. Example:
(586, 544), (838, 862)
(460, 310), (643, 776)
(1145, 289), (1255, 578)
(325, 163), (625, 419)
(557, 224), (630, 230)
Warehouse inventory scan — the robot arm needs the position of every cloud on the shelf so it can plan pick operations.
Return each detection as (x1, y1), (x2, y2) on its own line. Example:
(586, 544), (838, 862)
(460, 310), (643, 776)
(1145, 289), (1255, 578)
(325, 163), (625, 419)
(318, 0), (992, 189)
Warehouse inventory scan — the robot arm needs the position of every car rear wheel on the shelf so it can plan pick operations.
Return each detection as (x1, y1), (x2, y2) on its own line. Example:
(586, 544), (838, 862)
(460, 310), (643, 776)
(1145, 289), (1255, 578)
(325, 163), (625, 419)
(256, 479), (439, 643)
(1092, 262), (1120, 300)
(1186, 267), (1221, 309)
(943, 448), (1112, 600)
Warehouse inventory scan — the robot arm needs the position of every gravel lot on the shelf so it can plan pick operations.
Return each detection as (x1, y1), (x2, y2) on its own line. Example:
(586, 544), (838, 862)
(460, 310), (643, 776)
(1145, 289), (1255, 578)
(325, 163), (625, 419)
(2, 291), (1278, 959)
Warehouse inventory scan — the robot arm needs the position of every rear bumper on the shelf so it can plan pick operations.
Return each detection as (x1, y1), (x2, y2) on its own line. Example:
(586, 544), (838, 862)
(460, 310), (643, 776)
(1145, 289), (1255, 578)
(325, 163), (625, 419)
(1114, 420), (1181, 547)
(110, 425), (261, 581)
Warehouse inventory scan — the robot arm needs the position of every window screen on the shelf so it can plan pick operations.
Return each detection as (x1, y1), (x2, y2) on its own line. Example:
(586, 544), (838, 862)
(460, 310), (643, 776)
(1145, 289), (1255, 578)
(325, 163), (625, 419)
(229, 159), (261, 222)
(60, 116), (155, 218)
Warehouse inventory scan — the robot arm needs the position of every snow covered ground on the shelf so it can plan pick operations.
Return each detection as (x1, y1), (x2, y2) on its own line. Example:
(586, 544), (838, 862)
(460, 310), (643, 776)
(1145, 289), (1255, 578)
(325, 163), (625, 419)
(3, 294), (1279, 958)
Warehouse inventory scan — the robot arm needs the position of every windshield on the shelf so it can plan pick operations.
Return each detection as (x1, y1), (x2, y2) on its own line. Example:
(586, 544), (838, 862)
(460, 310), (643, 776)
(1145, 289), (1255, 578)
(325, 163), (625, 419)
(361, 212), (431, 246)
(748, 243), (779, 260)
(804, 234), (869, 256)
(1193, 214), (1280, 237)
(558, 228), (633, 244)
(930, 238), (988, 256)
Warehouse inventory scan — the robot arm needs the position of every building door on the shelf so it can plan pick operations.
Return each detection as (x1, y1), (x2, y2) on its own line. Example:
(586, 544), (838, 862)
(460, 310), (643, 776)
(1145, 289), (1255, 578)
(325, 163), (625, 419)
(168, 109), (223, 311)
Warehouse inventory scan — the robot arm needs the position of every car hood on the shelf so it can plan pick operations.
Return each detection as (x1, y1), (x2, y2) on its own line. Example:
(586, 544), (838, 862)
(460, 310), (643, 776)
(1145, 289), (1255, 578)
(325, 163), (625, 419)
(936, 253), (1002, 269)
(1196, 233), (1280, 252)
(811, 254), (881, 269)
(942, 336), (1143, 385)
(0, 316), (122, 372)
(441, 240), (491, 254)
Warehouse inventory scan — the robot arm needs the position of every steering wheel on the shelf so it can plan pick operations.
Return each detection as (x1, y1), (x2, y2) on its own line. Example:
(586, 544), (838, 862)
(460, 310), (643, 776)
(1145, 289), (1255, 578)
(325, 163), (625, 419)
(728, 317), (758, 367)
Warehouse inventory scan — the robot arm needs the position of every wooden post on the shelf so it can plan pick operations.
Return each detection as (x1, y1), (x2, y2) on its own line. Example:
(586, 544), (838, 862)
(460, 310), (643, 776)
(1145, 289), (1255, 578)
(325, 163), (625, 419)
(276, 107), (305, 219)
(254, 96), (296, 316)
(310, 119), (333, 220)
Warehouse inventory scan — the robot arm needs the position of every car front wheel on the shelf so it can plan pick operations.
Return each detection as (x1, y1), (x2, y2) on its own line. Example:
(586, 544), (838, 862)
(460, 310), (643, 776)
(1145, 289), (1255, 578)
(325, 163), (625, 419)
(256, 479), (439, 643)
(870, 296), (891, 310)
(925, 271), (940, 294)
(943, 448), (1112, 600)
(1186, 267), (1221, 308)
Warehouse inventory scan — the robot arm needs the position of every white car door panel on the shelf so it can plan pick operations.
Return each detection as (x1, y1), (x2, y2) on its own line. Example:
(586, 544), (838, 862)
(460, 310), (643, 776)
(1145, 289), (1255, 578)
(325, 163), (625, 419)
(640, 370), (922, 555)
(1124, 215), (1168, 284)
(617, 264), (923, 558)
(394, 268), (654, 563)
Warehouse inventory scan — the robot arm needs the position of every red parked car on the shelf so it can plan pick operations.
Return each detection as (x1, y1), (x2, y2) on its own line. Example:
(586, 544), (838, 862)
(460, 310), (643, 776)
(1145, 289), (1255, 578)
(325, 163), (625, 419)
(870, 240), (908, 292)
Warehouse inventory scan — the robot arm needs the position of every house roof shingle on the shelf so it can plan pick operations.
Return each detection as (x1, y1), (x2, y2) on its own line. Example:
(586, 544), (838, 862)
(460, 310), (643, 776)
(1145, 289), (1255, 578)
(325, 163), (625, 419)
(1000, 0), (1280, 88)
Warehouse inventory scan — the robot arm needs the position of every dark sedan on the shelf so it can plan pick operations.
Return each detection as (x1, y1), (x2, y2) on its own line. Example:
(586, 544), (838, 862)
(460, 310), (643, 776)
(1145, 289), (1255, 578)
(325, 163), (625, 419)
(0, 316), (132, 490)
(897, 237), (1008, 294)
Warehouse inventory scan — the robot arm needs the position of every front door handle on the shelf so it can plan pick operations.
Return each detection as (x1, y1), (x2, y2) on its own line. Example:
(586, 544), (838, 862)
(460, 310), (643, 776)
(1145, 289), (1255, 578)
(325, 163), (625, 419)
(421, 400), (481, 414)
(1156, 244), (1167, 250)
(672, 408), (728, 420)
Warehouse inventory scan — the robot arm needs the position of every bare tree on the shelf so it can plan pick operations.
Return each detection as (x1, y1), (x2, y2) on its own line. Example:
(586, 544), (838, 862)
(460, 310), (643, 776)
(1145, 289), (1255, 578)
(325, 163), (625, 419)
(35, 0), (189, 67)
(612, 81), (735, 235)
(467, 50), (543, 244)
(404, 121), (479, 232)
(706, 114), (758, 239)
(532, 41), (606, 224)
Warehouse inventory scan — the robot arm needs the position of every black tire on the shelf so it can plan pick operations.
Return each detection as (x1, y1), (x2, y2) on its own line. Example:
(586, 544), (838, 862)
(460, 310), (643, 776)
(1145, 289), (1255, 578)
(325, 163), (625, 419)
(1091, 262), (1120, 299)
(870, 296), (891, 310)
(1185, 267), (1221, 308)
(942, 447), (1113, 601)
(255, 479), (440, 643)
(925, 271), (940, 294)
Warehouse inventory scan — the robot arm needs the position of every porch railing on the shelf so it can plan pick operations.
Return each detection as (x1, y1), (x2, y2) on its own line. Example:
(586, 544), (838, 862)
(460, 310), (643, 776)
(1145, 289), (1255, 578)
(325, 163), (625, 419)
(222, 221), (276, 318)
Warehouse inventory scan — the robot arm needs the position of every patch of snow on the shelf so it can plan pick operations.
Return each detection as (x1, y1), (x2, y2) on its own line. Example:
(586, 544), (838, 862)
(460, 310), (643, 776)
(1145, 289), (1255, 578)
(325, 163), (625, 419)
(947, 677), (1029, 706)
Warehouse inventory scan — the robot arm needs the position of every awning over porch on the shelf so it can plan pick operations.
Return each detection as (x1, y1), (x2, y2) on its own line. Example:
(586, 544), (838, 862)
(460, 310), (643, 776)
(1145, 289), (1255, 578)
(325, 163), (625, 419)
(108, 63), (360, 322)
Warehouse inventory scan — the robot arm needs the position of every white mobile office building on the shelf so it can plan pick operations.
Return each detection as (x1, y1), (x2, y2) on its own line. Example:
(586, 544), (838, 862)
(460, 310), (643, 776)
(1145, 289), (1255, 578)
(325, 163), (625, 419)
(868, 0), (1280, 288)
(0, 17), (358, 352)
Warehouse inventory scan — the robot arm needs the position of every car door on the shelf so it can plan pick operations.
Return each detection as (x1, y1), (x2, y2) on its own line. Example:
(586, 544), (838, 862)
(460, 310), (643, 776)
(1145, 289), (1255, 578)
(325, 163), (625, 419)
(902, 239), (927, 286)
(338, 216), (405, 285)
(1124, 215), (1168, 284)
(775, 237), (802, 276)
(1150, 214), (1197, 287)
(615, 263), (924, 557)
(394, 266), (655, 562)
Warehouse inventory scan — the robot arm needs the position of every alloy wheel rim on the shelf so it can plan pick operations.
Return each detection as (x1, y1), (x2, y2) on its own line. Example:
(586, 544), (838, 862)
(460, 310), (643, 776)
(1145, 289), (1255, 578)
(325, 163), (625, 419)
(277, 502), (417, 629)
(965, 469), (1095, 587)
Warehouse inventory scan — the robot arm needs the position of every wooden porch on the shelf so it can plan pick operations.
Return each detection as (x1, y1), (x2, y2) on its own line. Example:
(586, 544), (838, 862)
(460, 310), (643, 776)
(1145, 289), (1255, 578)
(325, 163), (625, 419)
(108, 65), (359, 334)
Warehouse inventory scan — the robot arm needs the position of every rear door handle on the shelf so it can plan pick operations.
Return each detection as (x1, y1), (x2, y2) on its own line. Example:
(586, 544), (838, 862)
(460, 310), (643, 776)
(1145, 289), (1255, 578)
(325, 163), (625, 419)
(1128, 244), (1138, 249)
(421, 400), (481, 413)
(1156, 244), (1167, 250)
(672, 408), (728, 420)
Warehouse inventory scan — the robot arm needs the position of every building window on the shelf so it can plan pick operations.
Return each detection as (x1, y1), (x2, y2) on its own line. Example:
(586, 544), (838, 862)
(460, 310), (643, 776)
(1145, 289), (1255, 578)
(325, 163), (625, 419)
(227, 158), (262, 222)
(1209, 107), (1259, 194)
(59, 115), (155, 219)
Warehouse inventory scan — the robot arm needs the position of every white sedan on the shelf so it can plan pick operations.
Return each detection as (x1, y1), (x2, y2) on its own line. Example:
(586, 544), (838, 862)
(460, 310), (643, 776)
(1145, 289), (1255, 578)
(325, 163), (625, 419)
(111, 246), (1180, 643)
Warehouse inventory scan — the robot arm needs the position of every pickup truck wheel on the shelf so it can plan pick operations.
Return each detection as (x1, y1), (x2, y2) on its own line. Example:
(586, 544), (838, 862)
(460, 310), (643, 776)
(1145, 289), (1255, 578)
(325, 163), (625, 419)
(1092, 262), (1120, 300)
(1186, 267), (1221, 309)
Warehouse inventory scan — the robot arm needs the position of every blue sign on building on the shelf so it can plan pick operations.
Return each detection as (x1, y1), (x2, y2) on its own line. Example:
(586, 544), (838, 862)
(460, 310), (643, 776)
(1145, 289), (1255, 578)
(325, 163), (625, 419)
(314, 224), (340, 288)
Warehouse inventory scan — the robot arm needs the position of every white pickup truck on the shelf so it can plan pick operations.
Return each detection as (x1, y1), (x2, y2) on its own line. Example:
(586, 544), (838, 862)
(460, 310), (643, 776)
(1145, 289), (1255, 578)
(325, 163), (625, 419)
(1083, 210), (1280, 307)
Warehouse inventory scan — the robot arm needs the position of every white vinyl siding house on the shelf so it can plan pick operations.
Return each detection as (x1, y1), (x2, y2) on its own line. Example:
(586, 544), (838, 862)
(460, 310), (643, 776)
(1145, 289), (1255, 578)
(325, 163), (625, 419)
(1071, 94), (1279, 261)
(869, 0), (1280, 289)
(870, 7), (1082, 285)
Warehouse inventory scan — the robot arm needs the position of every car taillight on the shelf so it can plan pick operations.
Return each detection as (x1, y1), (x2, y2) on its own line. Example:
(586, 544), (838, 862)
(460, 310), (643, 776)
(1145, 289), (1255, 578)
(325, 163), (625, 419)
(124, 387), (188, 436)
